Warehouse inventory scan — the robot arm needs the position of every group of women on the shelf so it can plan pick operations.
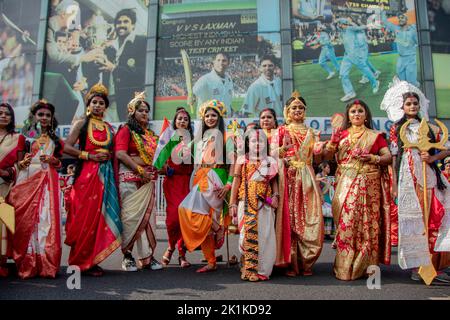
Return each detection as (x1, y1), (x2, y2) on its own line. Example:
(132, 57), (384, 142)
(0, 81), (449, 284)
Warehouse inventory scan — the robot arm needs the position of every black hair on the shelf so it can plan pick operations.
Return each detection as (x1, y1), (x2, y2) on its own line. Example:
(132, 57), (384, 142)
(86, 92), (110, 109)
(259, 55), (276, 66)
(200, 107), (227, 164)
(115, 9), (136, 26)
(244, 128), (269, 158)
(172, 107), (193, 139)
(394, 92), (446, 190)
(23, 100), (61, 157)
(127, 100), (150, 135)
(213, 52), (230, 62)
(318, 161), (330, 174)
(258, 108), (278, 128)
(342, 99), (373, 130)
(0, 102), (16, 134)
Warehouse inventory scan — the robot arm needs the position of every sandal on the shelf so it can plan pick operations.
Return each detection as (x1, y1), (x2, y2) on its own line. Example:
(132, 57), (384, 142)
(214, 226), (225, 249)
(302, 270), (313, 276)
(285, 270), (297, 277)
(196, 264), (217, 273)
(178, 256), (191, 268)
(162, 248), (175, 266)
(257, 274), (269, 281)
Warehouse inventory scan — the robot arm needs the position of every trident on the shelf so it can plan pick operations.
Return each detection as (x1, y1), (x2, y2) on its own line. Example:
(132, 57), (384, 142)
(400, 118), (448, 285)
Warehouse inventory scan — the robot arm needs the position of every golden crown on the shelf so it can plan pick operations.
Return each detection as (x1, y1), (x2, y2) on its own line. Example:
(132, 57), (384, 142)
(198, 99), (227, 119)
(85, 83), (109, 101)
(127, 91), (147, 115)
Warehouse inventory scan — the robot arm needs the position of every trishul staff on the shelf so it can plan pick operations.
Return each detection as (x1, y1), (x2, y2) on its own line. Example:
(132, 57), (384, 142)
(400, 118), (449, 285)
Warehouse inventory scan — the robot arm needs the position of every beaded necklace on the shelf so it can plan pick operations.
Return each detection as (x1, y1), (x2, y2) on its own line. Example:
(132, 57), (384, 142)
(131, 128), (158, 165)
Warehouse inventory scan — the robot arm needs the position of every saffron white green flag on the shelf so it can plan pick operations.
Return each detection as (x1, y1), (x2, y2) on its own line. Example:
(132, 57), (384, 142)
(153, 117), (180, 170)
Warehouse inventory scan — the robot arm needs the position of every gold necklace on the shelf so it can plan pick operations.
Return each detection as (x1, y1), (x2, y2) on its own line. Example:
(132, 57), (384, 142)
(348, 125), (366, 146)
(88, 118), (111, 147)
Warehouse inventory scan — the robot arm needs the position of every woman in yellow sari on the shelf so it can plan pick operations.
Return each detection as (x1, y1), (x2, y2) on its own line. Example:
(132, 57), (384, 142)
(275, 91), (324, 276)
(324, 99), (392, 281)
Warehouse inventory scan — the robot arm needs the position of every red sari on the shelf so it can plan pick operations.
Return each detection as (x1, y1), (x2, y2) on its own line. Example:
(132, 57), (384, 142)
(9, 135), (63, 279)
(65, 120), (122, 271)
(0, 133), (25, 277)
(163, 158), (193, 254)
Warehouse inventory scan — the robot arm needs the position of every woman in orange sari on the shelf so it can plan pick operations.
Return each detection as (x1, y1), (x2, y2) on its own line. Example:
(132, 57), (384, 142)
(275, 92), (324, 277)
(324, 99), (392, 281)
(64, 84), (122, 276)
(0, 103), (25, 277)
(9, 100), (64, 279)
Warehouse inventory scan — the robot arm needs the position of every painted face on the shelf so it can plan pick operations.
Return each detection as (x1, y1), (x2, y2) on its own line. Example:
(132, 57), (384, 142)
(402, 96), (420, 118)
(134, 104), (149, 126)
(0, 106), (12, 128)
(288, 100), (306, 122)
(115, 15), (134, 38)
(212, 54), (229, 76)
(35, 108), (53, 128)
(89, 96), (106, 117)
(204, 109), (219, 129)
(348, 103), (367, 127)
(260, 60), (275, 80)
(175, 112), (189, 130)
(259, 110), (276, 130)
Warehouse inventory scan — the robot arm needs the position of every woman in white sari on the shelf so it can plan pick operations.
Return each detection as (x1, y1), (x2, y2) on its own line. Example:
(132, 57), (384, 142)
(115, 92), (162, 271)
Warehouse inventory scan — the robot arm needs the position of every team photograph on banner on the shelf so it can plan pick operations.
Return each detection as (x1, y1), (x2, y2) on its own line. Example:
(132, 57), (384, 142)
(155, 0), (282, 120)
(41, 0), (150, 125)
(291, 0), (419, 119)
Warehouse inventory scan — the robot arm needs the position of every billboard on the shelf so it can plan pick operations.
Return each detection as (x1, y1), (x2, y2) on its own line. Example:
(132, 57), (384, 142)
(155, 0), (282, 120)
(428, 0), (450, 119)
(0, 0), (41, 124)
(291, 0), (419, 119)
(42, 0), (150, 125)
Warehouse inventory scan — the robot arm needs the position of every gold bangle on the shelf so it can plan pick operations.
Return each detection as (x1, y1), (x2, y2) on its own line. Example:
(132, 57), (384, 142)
(136, 165), (145, 176)
(78, 151), (89, 160)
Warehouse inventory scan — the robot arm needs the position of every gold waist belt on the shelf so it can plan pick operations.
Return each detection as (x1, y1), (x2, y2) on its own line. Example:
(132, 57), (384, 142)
(289, 159), (311, 169)
(95, 148), (110, 153)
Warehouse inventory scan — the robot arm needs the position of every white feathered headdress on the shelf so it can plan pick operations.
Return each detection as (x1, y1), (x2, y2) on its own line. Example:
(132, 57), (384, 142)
(380, 77), (429, 122)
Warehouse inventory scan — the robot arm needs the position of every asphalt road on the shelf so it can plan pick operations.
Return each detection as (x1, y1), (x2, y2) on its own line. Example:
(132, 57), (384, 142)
(1, 229), (450, 300)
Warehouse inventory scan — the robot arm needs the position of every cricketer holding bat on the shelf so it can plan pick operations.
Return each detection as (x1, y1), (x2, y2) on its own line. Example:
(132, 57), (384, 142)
(192, 53), (234, 117)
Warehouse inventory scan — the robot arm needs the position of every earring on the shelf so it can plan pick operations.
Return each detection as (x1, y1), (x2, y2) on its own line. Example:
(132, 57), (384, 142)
(86, 107), (92, 117)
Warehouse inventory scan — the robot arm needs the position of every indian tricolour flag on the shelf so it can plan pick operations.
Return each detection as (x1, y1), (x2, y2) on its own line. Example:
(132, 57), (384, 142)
(153, 118), (180, 170)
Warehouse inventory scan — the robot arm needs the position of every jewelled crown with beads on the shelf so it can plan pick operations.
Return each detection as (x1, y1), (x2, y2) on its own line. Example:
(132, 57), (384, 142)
(198, 99), (227, 119)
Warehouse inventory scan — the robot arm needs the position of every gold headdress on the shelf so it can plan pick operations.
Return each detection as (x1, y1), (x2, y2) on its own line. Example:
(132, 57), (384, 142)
(198, 99), (227, 119)
(284, 90), (306, 124)
(85, 83), (109, 102)
(127, 91), (147, 116)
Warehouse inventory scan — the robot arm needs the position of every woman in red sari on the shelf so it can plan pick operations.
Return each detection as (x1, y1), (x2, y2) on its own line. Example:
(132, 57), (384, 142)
(324, 99), (392, 281)
(64, 84), (122, 277)
(0, 103), (25, 277)
(9, 100), (63, 279)
(161, 107), (193, 268)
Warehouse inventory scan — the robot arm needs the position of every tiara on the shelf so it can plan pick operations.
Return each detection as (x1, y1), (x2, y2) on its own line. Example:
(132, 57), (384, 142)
(85, 83), (109, 101)
(127, 91), (147, 115)
(198, 99), (227, 119)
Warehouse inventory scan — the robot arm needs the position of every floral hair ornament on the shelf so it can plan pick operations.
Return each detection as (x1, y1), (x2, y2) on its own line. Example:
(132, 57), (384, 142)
(380, 77), (429, 122)
(198, 99), (227, 119)
(127, 91), (147, 116)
